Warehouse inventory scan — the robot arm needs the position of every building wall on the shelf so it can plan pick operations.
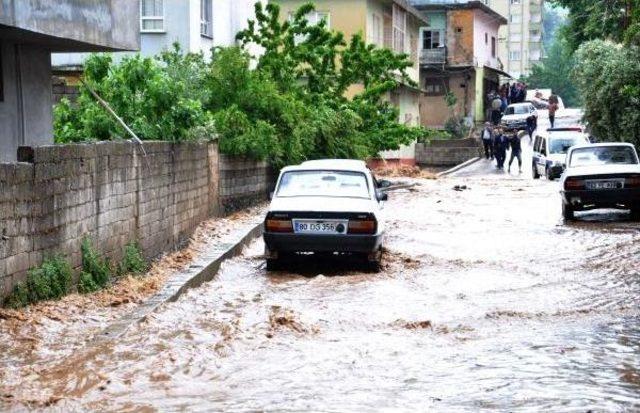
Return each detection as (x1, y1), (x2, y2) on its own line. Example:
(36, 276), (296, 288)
(447, 10), (475, 66)
(419, 71), (474, 128)
(0, 141), (273, 300)
(415, 139), (481, 166)
(0, 42), (53, 162)
(487, 0), (544, 79)
(472, 9), (501, 69)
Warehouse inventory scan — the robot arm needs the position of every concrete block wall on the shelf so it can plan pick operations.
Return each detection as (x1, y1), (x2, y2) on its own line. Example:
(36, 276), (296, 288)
(0, 141), (271, 299)
(415, 140), (483, 167)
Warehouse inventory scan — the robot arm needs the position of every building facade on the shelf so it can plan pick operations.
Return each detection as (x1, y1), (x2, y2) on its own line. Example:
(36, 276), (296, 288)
(411, 0), (508, 128)
(484, 0), (544, 79)
(52, 0), (265, 74)
(0, 0), (139, 161)
(274, 0), (428, 164)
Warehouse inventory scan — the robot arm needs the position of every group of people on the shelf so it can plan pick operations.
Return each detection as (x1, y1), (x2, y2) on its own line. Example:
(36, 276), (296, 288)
(487, 82), (529, 125)
(481, 123), (524, 173)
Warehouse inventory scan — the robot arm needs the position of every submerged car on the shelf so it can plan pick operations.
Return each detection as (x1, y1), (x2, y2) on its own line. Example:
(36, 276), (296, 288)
(560, 143), (640, 220)
(263, 159), (387, 271)
(532, 127), (591, 180)
(500, 102), (538, 131)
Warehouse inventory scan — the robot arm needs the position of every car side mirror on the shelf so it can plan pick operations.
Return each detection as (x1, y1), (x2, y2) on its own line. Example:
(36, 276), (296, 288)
(377, 191), (388, 202)
(378, 179), (392, 189)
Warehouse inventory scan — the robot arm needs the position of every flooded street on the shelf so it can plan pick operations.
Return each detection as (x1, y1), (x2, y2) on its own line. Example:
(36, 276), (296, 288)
(2, 114), (640, 412)
(4, 149), (640, 411)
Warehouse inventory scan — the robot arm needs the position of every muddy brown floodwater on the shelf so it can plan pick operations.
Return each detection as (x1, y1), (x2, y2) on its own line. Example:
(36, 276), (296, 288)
(3, 154), (640, 411)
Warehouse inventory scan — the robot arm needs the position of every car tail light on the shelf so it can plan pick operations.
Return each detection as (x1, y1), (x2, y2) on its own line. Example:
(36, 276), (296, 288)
(625, 175), (640, 188)
(348, 219), (377, 234)
(565, 178), (585, 190)
(265, 219), (293, 233)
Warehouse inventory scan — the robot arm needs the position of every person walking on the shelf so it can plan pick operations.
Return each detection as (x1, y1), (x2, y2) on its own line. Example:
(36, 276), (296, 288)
(493, 127), (508, 170)
(507, 129), (524, 173)
(481, 122), (494, 160)
(491, 94), (503, 125)
(548, 95), (559, 128)
(525, 114), (536, 142)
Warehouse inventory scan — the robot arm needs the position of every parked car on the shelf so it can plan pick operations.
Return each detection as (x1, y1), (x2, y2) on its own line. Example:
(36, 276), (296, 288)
(560, 143), (640, 220)
(500, 102), (538, 131)
(263, 159), (388, 271)
(532, 127), (591, 180)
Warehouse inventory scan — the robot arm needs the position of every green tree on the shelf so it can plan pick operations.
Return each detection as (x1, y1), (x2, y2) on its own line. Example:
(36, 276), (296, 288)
(573, 39), (640, 146)
(523, 32), (580, 107)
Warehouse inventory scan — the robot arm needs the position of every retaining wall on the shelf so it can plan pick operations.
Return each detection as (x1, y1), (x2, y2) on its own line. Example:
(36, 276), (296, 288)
(0, 141), (272, 299)
(415, 139), (482, 166)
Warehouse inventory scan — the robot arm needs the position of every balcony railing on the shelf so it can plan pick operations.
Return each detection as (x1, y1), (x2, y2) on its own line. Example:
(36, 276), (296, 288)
(420, 47), (447, 65)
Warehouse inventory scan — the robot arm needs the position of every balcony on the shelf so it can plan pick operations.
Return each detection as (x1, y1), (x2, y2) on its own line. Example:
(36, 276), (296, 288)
(420, 47), (447, 66)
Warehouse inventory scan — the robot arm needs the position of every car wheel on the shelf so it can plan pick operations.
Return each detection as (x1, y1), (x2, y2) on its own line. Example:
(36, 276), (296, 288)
(545, 167), (554, 181)
(562, 202), (575, 221)
(532, 163), (540, 179)
(364, 249), (383, 273)
(631, 205), (640, 221)
(266, 258), (283, 271)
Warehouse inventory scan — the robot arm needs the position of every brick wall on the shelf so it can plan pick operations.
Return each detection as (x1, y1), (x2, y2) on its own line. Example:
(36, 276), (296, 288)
(0, 141), (272, 299)
(415, 139), (482, 166)
(52, 76), (80, 104)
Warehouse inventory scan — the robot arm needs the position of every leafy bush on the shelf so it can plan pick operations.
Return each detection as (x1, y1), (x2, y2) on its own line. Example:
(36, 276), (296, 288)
(119, 242), (148, 276)
(444, 116), (470, 139)
(3, 257), (73, 308)
(79, 238), (112, 293)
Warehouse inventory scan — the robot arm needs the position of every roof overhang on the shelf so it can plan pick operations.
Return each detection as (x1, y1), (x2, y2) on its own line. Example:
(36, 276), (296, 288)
(412, 1), (507, 25)
(393, 0), (429, 25)
(484, 65), (513, 79)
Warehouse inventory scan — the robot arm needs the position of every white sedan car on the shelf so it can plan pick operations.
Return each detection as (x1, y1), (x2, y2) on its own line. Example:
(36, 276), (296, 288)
(560, 143), (640, 220)
(263, 159), (387, 271)
(500, 102), (538, 131)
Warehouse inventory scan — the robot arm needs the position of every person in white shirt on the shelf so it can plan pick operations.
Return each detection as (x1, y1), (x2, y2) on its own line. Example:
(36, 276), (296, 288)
(481, 122), (494, 160)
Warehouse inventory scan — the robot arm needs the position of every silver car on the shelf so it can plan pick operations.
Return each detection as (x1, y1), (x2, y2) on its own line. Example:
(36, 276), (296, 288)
(560, 143), (640, 220)
(263, 159), (387, 271)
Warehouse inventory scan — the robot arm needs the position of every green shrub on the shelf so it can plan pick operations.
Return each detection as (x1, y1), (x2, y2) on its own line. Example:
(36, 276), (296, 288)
(77, 271), (100, 294)
(80, 238), (112, 292)
(444, 116), (470, 139)
(3, 256), (73, 309)
(119, 242), (148, 276)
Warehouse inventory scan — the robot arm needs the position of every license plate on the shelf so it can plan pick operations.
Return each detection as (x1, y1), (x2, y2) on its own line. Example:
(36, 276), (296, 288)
(293, 219), (348, 234)
(586, 181), (621, 190)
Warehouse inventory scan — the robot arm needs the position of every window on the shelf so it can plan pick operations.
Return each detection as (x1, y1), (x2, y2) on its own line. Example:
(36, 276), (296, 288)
(509, 50), (521, 61)
(485, 33), (488, 44)
(510, 0), (521, 4)
(491, 36), (496, 57)
(425, 78), (448, 96)
(276, 171), (370, 199)
(510, 14), (522, 23)
(422, 29), (443, 49)
(370, 13), (383, 46)
(140, 0), (164, 32)
(570, 146), (639, 167)
(392, 4), (407, 54)
(290, 11), (330, 44)
(201, 0), (212, 37)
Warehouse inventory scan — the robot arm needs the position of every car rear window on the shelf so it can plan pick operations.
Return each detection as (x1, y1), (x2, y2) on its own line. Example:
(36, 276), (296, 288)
(549, 135), (585, 154)
(276, 170), (370, 199)
(569, 146), (639, 167)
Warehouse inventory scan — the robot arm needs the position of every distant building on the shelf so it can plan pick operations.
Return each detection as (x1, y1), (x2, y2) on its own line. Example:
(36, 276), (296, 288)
(273, 0), (428, 165)
(410, 0), (508, 128)
(51, 1), (266, 89)
(0, 0), (139, 161)
(485, 0), (544, 79)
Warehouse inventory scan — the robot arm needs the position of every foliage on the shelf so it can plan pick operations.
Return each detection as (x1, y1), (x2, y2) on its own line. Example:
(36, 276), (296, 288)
(54, 48), (214, 144)
(79, 238), (112, 293)
(550, 0), (640, 49)
(3, 257), (72, 309)
(118, 242), (148, 276)
(573, 39), (640, 146)
(522, 32), (580, 107)
(443, 116), (470, 139)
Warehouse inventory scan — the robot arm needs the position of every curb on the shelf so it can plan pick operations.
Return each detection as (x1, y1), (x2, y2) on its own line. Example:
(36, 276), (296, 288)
(436, 157), (481, 177)
(94, 220), (264, 342)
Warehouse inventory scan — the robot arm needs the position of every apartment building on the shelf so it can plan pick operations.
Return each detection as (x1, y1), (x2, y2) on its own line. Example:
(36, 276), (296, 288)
(52, 0), (265, 78)
(410, 0), (508, 127)
(486, 0), (544, 79)
(274, 0), (428, 165)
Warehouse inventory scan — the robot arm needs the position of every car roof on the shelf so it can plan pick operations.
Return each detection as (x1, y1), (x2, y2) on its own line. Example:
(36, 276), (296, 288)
(568, 142), (636, 151)
(508, 102), (533, 107)
(283, 159), (370, 173)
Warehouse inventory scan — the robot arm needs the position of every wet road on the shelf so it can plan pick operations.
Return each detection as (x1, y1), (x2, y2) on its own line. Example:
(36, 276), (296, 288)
(5, 111), (640, 412)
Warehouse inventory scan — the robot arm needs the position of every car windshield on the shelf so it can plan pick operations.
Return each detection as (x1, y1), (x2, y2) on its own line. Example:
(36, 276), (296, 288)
(505, 105), (529, 115)
(276, 170), (370, 199)
(549, 135), (584, 154)
(569, 146), (639, 167)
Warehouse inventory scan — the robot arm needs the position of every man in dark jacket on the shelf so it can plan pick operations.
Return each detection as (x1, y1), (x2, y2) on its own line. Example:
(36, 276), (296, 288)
(493, 127), (509, 169)
(508, 130), (524, 173)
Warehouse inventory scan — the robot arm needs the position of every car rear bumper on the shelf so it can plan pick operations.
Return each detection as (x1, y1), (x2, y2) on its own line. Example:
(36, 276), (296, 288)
(264, 232), (383, 254)
(561, 188), (640, 209)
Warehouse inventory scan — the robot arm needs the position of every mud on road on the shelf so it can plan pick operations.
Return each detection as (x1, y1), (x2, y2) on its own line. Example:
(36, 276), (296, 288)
(2, 172), (640, 412)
